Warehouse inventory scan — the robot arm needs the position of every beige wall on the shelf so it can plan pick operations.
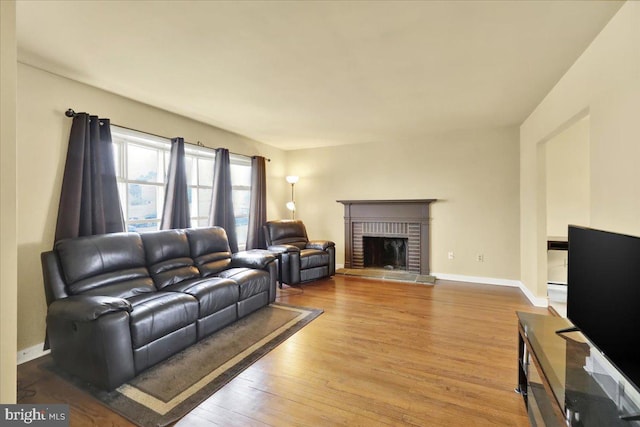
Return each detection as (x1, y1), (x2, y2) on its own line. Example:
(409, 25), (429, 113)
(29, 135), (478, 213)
(285, 127), (520, 280)
(546, 117), (590, 237)
(546, 117), (590, 285)
(520, 2), (640, 298)
(16, 64), (288, 353)
(1, 0), (18, 403)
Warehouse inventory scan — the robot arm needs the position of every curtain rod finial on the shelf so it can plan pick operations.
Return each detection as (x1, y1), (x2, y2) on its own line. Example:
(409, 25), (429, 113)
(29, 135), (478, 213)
(65, 108), (76, 117)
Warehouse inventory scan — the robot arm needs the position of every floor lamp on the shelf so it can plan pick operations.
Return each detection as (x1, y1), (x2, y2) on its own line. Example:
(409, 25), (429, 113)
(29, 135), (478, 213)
(286, 175), (298, 219)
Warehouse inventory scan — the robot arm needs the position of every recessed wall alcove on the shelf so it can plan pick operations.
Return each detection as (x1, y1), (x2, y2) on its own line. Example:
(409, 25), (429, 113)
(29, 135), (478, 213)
(337, 199), (436, 275)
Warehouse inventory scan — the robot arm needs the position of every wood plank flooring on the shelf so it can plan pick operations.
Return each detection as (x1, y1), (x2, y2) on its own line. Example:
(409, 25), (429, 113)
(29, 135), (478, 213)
(17, 276), (548, 426)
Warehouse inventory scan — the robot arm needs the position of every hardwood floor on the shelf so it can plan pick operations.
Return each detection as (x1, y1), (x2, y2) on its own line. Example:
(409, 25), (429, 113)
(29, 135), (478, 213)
(18, 276), (548, 426)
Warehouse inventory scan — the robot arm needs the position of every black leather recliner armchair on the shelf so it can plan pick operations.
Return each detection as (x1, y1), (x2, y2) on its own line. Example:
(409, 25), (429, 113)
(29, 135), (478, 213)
(263, 220), (335, 285)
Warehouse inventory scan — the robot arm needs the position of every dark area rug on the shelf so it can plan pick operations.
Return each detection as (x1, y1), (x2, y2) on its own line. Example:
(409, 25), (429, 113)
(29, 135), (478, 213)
(48, 303), (323, 427)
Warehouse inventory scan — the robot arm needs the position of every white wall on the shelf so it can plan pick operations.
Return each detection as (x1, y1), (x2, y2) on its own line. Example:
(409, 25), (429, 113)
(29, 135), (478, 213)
(1, 0), (18, 403)
(16, 64), (288, 353)
(520, 2), (640, 298)
(286, 126), (520, 281)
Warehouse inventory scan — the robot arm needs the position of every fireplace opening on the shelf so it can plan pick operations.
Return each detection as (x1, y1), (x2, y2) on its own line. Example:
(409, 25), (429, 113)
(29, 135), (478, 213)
(363, 237), (408, 270)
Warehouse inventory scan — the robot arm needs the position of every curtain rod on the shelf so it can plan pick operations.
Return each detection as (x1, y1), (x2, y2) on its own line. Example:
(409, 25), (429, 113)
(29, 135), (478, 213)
(65, 108), (270, 162)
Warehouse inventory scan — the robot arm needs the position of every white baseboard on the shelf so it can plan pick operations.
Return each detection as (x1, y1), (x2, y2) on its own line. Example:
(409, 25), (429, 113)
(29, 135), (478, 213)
(17, 342), (49, 365)
(335, 263), (345, 270)
(432, 272), (548, 308)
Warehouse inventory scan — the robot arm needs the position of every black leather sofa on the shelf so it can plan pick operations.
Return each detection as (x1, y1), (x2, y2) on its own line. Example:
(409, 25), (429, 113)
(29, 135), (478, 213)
(263, 220), (335, 285)
(41, 226), (277, 390)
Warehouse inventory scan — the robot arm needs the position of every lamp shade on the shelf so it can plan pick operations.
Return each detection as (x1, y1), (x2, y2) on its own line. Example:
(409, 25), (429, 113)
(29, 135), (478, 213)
(286, 201), (296, 211)
(286, 175), (299, 184)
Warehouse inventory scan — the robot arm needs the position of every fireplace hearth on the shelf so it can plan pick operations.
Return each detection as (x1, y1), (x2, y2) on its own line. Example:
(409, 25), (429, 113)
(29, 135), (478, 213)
(337, 199), (436, 275)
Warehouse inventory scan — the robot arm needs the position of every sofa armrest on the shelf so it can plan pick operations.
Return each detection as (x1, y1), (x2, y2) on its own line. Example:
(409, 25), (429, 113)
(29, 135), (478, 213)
(46, 295), (136, 390)
(267, 244), (301, 254)
(231, 250), (276, 269)
(306, 240), (335, 251)
(48, 295), (132, 322)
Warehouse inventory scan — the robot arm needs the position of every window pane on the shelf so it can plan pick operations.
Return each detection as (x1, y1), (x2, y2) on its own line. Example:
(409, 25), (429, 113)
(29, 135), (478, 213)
(128, 144), (163, 183)
(188, 186), (197, 218)
(236, 220), (248, 251)
(230, 163), (251, 187)
(232, 189), (251, 217)
(113, 143), (121, 178)
(117, 182), (126, 215)
(198, 158), (214, 186)
(183, 155), (191, 185)
(198, 188), (212, 218)
(127, 183), (162, 221)
(128, 221), (160, 233)
(164, 151), (170, 180)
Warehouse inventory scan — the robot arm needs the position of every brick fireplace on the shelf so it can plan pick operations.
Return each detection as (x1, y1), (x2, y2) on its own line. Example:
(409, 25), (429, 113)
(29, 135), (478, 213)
(337, 199), (436, 275)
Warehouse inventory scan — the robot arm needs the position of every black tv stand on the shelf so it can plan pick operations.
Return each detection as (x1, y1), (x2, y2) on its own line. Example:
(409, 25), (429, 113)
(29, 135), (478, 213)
(517, 312), (640, 426)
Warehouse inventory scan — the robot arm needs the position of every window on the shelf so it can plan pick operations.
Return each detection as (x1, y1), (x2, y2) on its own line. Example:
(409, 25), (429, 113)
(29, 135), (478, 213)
(112, 127), (170, 233)
(111, 126), (251, 247)
(230, 154), (252, 250)
(185, 146), (216, 227)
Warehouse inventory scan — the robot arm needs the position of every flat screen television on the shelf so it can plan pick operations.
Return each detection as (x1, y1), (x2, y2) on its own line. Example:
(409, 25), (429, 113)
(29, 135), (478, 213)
(567, 225), (640, 392)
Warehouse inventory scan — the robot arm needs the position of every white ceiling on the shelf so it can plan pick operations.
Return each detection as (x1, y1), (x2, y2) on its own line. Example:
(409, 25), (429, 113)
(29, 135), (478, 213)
(16, 1), (624, 150)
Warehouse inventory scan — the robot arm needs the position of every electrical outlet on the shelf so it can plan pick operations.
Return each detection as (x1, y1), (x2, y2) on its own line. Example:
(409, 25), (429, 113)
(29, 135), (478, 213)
(448, 251), (454, 260)
(477, 254), (484, 262)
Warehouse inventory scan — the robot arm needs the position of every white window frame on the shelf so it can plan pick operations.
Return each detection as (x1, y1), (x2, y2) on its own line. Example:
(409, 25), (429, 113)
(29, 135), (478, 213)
(110, 126), (252, 247)
(111, 126), (170, 233)
(184, 145), (216, 227)
(230, 154), (252, 251)
(111, 126), (217, 233)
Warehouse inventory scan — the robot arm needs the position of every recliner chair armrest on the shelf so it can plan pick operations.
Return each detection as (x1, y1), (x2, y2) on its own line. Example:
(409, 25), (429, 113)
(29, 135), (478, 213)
(231, 250), (276, 269)
(306, 240), (335, 251)
(267, 244), (301, 254)
(48, 295), (132, 322)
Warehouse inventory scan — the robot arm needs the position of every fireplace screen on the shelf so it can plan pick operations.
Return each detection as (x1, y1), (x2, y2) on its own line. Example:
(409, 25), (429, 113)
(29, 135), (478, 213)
(363, 236), (408, 270)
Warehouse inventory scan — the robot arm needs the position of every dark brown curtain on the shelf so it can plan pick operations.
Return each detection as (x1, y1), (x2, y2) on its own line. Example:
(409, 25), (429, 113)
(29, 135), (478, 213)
(54, 113), (124, 242)
(161, 137), (191, 229)
(246, 156), (267, 249)
(209, 148), (238, 252)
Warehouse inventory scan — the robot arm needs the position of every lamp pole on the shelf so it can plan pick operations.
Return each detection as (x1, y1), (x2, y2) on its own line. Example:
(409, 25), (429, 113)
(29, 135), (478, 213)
(285, 176), (299, 219)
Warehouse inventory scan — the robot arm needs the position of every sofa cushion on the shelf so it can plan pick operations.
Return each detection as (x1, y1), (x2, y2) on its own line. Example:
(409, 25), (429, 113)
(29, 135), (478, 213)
(186, 227), (232, 277)
(71, 271), (153, 298)
(55, 233), (155, 298)
(300, 249), (330, 270)
(218, 268), (271, 300)
(127, 292), (198, 348)
(141, 230), (200, 289)
(164, 277), (239, 318)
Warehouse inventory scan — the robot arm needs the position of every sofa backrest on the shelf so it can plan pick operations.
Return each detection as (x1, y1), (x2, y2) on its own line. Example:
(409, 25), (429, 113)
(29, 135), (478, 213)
(264, 220), (309, 249)
(185, 227), (232, 277)
(140, 229), (200, 289)
(54, 233), (155, 298)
